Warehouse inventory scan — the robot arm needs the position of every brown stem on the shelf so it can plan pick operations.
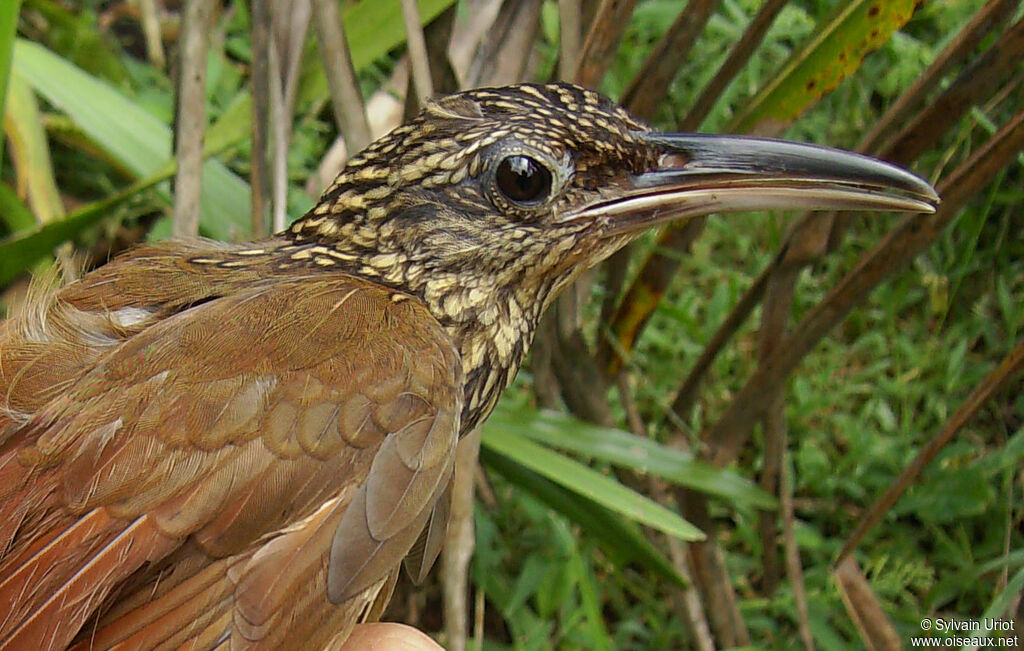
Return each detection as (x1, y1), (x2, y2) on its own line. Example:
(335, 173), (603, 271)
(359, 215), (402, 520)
(781, 457), (815, 651)
(466, 0), (543, 87)
(313, 0), (372, 154)
(249, 0), (270, 237)
(138, 0), (166, 69)
(402, 0), (435, 103)
(834, 557), (902, 651)
(755, 265), (799, 594)
(171, 0), (215, 238)
(572, 0), (640, 86)
(557, 0), (582, 81)
(681, 0), (788, 131)
(678, 489), (751, 646)
(858, 0), (1019, 156)
(885, 15), (1024, 164)
(443, 427), (483, 651)
(620, 0), (720, 122)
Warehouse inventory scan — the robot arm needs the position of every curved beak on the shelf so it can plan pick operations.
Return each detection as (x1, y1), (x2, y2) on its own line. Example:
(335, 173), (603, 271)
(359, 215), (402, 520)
(569, 133), (940, 236)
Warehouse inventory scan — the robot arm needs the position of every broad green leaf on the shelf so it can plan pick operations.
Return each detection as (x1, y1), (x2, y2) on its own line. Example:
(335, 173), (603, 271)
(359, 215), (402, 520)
(346, 0), (456, 70)
(206, 89), (253, 154)
(482, 424), (703, 541)
(12, 39), (252, 241)
(0, 0), (21, 167)
(729, 0), (920, 135)
(481, 447), (688, 589)
(488, 406), (776, 510)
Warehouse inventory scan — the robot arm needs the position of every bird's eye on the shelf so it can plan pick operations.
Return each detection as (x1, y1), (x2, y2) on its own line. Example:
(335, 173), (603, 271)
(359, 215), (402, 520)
(495, 155), (552, 205)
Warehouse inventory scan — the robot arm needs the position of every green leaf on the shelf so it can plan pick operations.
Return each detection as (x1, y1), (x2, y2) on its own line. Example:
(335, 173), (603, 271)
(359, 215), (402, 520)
(570, 549), (614, 651)
(0, 0), (21, 168)
(344, 0), (457, 70)
(729, 0), (920, 135)
(0, 86), (251, 284)
(12, 39), (252, 241)
(488, 406), (776, 510)
(0, 171), (169, 285)
(0, 183), (36, 232)
(482, 423), (703, 541)
(481, 446), (689, 589)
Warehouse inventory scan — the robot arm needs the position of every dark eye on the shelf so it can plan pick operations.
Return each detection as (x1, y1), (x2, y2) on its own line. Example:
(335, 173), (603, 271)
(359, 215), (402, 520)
(495, 155), (552, 204)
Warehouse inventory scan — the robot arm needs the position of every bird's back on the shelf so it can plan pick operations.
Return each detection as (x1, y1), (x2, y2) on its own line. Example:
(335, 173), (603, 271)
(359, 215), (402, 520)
(0, 238), (462, 649)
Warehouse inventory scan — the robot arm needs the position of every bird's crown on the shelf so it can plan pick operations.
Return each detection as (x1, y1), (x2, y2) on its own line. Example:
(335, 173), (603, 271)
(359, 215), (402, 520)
(292, 82), (653, 238)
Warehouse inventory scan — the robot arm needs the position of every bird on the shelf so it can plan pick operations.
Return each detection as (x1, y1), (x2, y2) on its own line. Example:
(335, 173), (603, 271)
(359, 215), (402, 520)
(0, 82), (937, 650)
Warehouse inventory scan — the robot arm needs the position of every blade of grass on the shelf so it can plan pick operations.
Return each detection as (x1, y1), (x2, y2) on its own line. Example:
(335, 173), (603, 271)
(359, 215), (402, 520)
(570, 549), (613, 651)
(488, 406), (776, 510)
(4, 72), (63, 223)
(976, 567), (1024, 641)
(481, 446), (689, 589)
(482, 423), (703, 541)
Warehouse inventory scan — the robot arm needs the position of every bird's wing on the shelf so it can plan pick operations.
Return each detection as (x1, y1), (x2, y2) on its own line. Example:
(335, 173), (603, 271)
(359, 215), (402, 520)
(0, 274), (462, 650)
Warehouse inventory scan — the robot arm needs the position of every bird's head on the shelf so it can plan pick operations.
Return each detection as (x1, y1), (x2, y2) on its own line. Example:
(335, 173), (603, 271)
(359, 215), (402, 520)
(286, 82), (937, 416)
(289, 83), (936, 315)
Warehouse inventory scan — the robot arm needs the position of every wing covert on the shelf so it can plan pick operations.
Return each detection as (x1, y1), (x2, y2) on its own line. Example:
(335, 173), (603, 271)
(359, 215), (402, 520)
(0, 273), (463, 649)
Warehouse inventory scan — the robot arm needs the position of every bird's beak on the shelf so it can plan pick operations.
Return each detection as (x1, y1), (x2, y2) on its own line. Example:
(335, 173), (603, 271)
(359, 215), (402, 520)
(570, 133), (939, 236)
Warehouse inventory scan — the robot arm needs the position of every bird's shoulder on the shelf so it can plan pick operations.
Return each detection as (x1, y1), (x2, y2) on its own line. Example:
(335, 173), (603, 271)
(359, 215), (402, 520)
(2, 237), (463, 434)
(0, 240), (464, 648)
